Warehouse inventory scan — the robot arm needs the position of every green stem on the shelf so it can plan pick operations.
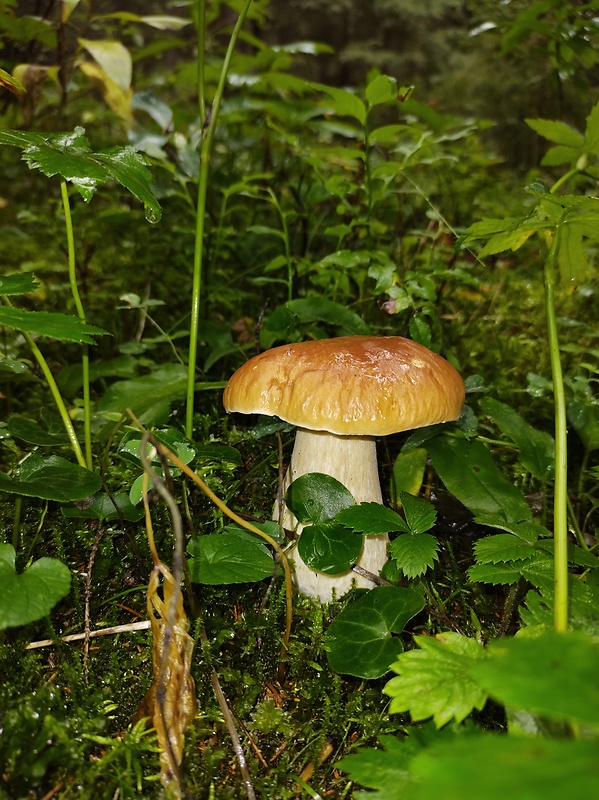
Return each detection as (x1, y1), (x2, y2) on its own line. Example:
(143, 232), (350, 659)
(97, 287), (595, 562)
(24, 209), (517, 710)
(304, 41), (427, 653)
(60, 180), (92, 469)
(268, 189), (293, 302)
(185, 0), (255, 439)
(29, 332), (86, 467)
(544, 235), (569, 632)
(196, 0), (206, 125)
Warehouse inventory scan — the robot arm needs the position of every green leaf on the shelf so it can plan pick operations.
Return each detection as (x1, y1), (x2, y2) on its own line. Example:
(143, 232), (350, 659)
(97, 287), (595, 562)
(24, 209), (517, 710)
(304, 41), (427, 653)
(406, 736), (599, 800)
(94, 147), (162, 223)
(525, 117), (584, 148)
(325, 586), (425, 679)
(0, 544), (71, 630)
(285, 297), (371, 335)
(0, 273), (40, 296)
(472, 632), (599, 726)
(297, 522), (363, 574)
(337, 734), (417, 800)
(336, 503), (408, 535)
(426, 435), (533, 530)
(187, 531), (274, 584)
(312, 83), (367, 124)
(97, 364), (187, 416)
(385, 632), (488, 726)
(584, 101), (599, 155)
(285, 473), (355, 525)
(480, 397), (554, 481)
(467, 563), (524, 585)
(557, 222), (589, 282)
(391, 448), (428, 497)
(398, 492), (437, 534)
(0, 307), (107, 344)
(61, 492), (144, 522)
(0, 455), (101, 501)
(365, 74), (397, 107)
(389, 533), (440, 578)
(473, 534), (537, 564)
(7, 416), (71, 446)
(568, 398), (599, 452)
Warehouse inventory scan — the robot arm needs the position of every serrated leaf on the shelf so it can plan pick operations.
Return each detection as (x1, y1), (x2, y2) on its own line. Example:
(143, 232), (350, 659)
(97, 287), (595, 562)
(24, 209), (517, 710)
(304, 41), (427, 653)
(407, 736), (599, 800)
(95, 147), (162, 222)
(389, 533), (440, 578)
(480, 397), (554, 481)
(467, 563), (526, 585)
(0, 455), (101, 501)
(187, 531), (274, 584)
(385, 632), (488, 726)
(473, 534), (537, 564)
(297, 522), (363, 574)
(0, 307), (107, 344)
(285, 473), (355, 525)
(0, 544), (71, 630)
(541, 144), (580, 166)
(325, 586), (425, 679)
(336, 503), (408, 535)
(399, 492), (437, 534)
(472, 632), (599, 726)
(336, 734), (416, 800)
(0, 273), (40, 296)
(525, 117), (584, 148)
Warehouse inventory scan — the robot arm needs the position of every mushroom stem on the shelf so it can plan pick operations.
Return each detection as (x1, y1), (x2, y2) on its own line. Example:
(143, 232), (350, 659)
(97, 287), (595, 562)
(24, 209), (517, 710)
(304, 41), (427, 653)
(276, 428), (389, 601)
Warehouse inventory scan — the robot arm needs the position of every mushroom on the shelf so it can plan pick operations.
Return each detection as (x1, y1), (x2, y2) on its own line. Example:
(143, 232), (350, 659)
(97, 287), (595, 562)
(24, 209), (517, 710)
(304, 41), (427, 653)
(223, 335), (465, 601)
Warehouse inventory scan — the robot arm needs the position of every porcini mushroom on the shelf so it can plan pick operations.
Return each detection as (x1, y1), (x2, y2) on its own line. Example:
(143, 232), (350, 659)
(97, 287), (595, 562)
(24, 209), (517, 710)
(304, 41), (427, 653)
(223, 335), (465, 601)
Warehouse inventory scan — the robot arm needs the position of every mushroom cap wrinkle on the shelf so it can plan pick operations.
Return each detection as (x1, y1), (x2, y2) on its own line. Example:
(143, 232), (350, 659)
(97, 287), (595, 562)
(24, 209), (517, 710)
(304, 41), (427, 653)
(223, 335), (465, 434)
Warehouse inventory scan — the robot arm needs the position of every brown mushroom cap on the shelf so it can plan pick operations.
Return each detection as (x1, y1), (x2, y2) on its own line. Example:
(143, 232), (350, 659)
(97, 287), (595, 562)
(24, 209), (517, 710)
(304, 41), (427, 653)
(223, 335), (465, 437)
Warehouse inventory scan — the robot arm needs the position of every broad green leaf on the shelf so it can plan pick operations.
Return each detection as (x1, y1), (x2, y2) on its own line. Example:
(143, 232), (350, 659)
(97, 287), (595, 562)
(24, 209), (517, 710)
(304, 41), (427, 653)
(473, 534), (536, 564)
(0, 544), (71, 630)
(525, 117), (584, 148)
(187, 531), (274, 584)
(297, 522), (363, 574)
(391, 448), (427, 497)
(7, 416), (71, 446)
(312, 83), (367, 124)
(285, 473), (355, 525)
(61, 492), (144, 522)
(365, 74), (397, 107)
(79, 38), (132, 91)
(541, 144), (580, 166)
(399, 492), (437, 534)
(97, 364), (187, 416)
(471, 632), (599, 726)
(389, 533), (440, 578)
(477, 222), (539, 257)
(480, 397), (554, 481)
(325, 586), (425, 679)
(336, 503), (408, 535)
(370, 124), (410, 145)
(426, 435), (533, 529)
(0, 455), (101, 501)
(0, 307), (107, 344)
(0, 273), (40, 295)
(22, 142), (108, 201)
(558, 222), (588, 282)
(406, 737), (599, 800)
(385, 632), (488, 726)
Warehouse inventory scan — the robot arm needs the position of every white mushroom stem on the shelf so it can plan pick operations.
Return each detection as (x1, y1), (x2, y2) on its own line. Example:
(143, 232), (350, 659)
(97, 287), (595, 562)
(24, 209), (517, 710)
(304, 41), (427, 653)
(275, 428), (389, 602)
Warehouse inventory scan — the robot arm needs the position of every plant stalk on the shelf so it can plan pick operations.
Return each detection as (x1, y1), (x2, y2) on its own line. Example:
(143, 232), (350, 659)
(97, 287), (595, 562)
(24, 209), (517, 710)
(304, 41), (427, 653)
(60, 179), (92, 469)
(186, 0), (255, 438)
(543, 233), (569, 632)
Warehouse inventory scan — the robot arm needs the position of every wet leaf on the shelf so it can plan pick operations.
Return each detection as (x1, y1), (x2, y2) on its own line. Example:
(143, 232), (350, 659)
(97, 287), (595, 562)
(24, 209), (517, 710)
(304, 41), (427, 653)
(187, 531), (274, 584)
(285, 473), (355, 525)
(0, 455), (101, 501)
(297, 522), (363, 574)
